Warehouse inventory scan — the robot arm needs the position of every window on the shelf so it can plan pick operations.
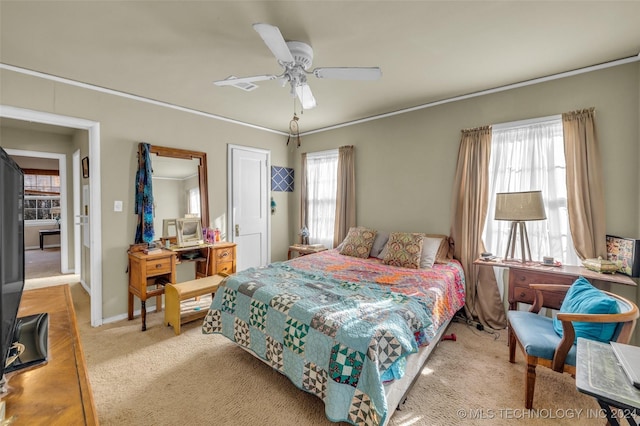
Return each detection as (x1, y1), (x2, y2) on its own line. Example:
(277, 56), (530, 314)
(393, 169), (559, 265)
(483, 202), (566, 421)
(187, 187), (200, 216)
(483, 116), (579, 265)
(305, 150), (339, 248)
(24, 172), (61, 224)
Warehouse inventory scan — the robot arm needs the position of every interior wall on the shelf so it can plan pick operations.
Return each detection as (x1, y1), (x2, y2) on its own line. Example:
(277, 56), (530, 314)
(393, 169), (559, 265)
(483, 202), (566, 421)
(297, 63), (640, 241)
(297, 62), (640, 343)
(0, 68), (289, 320)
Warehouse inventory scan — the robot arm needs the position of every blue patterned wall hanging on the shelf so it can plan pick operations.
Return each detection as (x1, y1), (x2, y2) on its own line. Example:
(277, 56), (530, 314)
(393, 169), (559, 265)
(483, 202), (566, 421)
(271, 166), (294, 192)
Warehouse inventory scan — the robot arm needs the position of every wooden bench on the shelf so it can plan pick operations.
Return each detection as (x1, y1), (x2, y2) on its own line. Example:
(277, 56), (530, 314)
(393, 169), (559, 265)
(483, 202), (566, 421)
(164, 274), (225, 335)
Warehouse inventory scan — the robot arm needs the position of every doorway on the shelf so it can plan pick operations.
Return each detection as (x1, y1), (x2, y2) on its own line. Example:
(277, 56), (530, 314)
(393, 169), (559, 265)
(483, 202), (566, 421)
(1, 105), (103, 327)
(5, 149), (70, 281)
(227, 144), (271, 271)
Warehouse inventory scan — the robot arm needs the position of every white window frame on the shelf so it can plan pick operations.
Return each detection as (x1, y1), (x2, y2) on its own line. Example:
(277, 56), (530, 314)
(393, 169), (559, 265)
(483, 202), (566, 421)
(305, 149), (339, 248)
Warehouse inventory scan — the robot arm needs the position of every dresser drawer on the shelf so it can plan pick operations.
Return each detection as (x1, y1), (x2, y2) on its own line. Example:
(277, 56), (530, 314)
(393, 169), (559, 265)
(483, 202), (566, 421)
(509, 269), (572, 309)
(146, 257), (173, 276)
(216, 262), (234, 275)
(215, 247), (234, 262)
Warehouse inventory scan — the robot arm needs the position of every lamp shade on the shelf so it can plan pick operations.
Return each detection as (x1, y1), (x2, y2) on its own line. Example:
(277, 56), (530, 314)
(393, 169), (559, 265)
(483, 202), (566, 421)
(494, 191), (546, 221)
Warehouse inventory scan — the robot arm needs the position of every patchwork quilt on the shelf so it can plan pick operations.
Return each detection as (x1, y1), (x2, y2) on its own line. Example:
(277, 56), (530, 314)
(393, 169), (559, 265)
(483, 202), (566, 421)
(202, 250), (465, 426)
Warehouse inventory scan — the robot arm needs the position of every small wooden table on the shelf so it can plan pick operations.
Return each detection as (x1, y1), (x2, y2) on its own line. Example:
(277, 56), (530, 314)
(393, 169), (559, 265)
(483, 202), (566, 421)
(39, 228), (60, 250)
(127, 249), (177, 331)
(288, 244), (327, 260)
(576, 338), (640, 425)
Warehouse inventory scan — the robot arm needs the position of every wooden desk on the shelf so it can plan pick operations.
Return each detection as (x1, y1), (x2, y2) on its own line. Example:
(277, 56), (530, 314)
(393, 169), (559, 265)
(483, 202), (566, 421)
(3, 285), (97, 425)
(168, 242), (236, 277)
(39, 228), (60, 250)
(128, 249), (177, 331)
(576, 338), (640, 425)
(475, 259), (636, 310)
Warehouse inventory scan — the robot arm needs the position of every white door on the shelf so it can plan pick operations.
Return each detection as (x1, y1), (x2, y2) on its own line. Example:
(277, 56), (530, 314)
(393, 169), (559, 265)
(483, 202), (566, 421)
(228, 145), (270, 271)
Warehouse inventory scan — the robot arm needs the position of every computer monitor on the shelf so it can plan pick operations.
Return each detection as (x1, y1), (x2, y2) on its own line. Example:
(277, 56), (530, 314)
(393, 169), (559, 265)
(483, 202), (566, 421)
(176, 218), (203, 247)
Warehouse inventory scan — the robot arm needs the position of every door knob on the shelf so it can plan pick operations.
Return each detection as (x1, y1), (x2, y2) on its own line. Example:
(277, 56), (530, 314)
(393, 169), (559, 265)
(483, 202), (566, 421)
(235, 224), (240, 237)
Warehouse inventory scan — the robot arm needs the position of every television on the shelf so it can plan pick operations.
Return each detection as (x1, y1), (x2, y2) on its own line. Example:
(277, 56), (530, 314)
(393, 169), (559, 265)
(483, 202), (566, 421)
(176, 217), (203, 247)
(0, 147), (25, 392)
(0, 148), (48, 395)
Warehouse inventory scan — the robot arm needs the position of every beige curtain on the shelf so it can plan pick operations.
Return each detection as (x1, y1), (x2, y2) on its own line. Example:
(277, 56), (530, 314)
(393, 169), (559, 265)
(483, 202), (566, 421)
(450, 126), (506, 329)
(333, 145), (356, 246)
(299, 153), (308, 243)
(562, 108), (606, 260)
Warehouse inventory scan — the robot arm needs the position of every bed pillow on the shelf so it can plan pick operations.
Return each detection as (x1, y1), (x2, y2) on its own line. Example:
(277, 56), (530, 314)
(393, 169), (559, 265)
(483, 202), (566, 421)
(370, 231), (390, 258)
(338, 227), (377, 258)
(425, 233), (453, 264)
(419, 236), (442, 268)
(552, 277), (621, 343)
(383, 232), (425, 269)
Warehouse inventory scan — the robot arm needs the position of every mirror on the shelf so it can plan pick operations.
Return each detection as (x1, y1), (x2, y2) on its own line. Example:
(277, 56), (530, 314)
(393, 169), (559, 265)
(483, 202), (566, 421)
(149, 146), (209, 239)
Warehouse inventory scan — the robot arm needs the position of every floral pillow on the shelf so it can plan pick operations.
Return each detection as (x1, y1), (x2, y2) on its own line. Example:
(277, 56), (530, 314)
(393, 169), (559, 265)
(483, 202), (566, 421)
(339, 227), (377, 258)
(383, 232), (425, 269)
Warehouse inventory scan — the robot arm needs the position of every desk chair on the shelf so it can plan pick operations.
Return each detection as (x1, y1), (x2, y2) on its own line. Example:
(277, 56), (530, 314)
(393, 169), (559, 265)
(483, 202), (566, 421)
(508, 280), (638, 409)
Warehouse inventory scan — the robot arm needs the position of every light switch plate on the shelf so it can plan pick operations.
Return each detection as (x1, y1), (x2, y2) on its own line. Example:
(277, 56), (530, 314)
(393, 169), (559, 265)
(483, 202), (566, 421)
(114, 200), (123, 212)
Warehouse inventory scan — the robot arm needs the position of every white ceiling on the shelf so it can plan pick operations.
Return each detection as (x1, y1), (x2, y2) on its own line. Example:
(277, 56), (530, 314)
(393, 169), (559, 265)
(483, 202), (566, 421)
(1, 1), (639, 134)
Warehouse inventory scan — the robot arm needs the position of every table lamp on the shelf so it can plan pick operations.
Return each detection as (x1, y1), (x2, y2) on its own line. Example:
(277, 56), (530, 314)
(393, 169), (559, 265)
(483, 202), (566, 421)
(494, 190), (546, 263)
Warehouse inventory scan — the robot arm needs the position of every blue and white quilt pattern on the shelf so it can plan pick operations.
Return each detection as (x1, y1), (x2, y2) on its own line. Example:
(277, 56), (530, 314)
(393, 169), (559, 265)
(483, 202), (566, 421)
(202, 262), (439, 426)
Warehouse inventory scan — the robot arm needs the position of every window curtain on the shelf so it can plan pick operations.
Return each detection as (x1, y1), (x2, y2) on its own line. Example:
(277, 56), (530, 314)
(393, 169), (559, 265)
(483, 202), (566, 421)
(450, 126), (506, 329)
(135, 142), (155, 243)
(562, 108), (606, 259)
(483, 118), (579, 266)
(305, 150), (339, 248)
(299, 152), (308, 243)
(333, 145), (356, 246)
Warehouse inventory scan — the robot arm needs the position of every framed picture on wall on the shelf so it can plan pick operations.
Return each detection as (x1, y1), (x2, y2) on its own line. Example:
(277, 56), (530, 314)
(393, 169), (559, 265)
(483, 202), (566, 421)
(82, 156), (89, 178)
(606, 235), (640, 277)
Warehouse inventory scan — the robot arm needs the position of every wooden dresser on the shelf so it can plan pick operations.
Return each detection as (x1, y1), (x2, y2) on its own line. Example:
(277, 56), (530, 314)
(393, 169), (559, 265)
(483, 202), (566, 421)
(2, 284), (97, 425)
(199, 242), (237, 276)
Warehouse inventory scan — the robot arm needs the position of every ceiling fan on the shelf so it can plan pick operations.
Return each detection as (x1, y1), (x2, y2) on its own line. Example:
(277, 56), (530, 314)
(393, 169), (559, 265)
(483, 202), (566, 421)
(213, 23), (382, 110)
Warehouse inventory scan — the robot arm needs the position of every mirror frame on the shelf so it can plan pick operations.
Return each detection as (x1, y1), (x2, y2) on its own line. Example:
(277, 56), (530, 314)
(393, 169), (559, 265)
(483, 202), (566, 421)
(149, 145), (209, 229)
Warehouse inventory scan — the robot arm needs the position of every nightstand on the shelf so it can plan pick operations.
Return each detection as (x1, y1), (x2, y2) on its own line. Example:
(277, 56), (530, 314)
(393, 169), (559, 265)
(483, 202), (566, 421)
(288, 244), (327, 260)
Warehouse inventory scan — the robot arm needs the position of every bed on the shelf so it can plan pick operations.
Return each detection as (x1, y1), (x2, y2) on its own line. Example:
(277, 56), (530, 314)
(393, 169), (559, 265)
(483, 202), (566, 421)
(202, 235), (465, 426)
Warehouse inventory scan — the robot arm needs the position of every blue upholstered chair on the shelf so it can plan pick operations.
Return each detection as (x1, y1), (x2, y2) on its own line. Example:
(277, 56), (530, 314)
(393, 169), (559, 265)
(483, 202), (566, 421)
(508, 279), (638, 409)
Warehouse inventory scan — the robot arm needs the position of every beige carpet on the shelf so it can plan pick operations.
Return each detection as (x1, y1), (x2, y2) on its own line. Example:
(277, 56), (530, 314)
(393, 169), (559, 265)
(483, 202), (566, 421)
(68, 283), (607, 426)
(25, 248), (64, 279)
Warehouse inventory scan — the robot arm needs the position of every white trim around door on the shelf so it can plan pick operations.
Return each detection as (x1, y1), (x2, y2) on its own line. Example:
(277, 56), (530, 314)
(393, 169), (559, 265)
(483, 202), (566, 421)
(227, 144), (271, 271)
(1, 105), (103, 327)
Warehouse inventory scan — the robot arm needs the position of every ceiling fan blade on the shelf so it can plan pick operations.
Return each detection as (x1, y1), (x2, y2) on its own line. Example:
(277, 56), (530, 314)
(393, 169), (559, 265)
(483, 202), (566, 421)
(295, 83), (317, 110)
(253, 23), (295, 64)
(213, 74), (278, 86)
(313, 67), (382, 80)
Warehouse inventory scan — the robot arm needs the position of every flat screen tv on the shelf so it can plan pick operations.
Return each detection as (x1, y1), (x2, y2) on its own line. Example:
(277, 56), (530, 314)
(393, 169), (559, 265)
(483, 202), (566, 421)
(0, 147), (26, 392)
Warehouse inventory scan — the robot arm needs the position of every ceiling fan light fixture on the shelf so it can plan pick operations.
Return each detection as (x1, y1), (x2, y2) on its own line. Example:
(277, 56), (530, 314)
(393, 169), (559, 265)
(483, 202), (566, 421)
(296, 84), (316, 109)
